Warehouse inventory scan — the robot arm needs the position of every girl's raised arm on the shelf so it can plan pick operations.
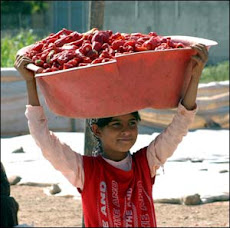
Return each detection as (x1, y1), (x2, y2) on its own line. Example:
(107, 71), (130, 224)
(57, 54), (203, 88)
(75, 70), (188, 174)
(146, 43), (208, 177)
(14, 55), (40, 106)
(14, 55), (85, 190)
(181, 43), (209, 110)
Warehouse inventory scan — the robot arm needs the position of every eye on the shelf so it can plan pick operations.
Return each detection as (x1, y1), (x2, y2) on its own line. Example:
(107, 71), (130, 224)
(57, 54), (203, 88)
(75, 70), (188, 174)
(109, 122), (122, 129)
(112, 122), (121, 127)
(129, 120), (137, 127)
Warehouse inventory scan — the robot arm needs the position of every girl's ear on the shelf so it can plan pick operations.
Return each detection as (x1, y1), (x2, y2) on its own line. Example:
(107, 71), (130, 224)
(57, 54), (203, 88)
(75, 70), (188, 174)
(91, 124), (102, 138)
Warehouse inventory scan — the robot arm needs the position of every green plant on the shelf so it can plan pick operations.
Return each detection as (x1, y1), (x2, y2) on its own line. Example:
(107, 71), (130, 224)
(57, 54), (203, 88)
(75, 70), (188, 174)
(1, 30), (44, 67)
(200, 61), (229, 83)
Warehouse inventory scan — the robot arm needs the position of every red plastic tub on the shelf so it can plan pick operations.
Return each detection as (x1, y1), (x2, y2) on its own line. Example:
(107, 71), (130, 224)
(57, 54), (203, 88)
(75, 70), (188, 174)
(19, 36), (217, 118)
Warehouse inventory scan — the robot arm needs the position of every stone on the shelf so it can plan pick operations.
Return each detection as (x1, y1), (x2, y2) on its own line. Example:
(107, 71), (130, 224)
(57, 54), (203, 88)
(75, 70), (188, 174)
(8, 176), (22, 185)
(19, 182), (52, 187)
(49, 184), (61, 195)
(12, 147), (25, 153)
(190, 158), (204, 163)
(182, 194), (202, 205)
(219, 169), (228, 173)
(154, 198), (182, 204)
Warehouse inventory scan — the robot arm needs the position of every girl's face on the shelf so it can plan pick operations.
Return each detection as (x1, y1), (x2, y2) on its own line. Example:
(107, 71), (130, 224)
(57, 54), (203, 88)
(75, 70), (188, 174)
(92, 113), (138, 161)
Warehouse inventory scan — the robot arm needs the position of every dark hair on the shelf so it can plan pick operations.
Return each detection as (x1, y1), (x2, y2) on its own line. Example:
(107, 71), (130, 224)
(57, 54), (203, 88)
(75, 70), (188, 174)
(88, 111), (141, 156)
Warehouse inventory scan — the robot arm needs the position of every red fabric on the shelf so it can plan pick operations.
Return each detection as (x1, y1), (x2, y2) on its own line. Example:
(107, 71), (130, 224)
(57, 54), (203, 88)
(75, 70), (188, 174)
(78, 147), (157, 227)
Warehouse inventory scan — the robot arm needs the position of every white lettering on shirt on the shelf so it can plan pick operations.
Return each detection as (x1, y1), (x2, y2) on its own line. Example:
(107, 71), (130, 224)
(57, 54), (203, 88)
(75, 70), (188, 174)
(112, 180), (120, 208)
(137, 181), (147, 211)
(125, 210), (133, 227)
(102, 220), (109, 227)
(113, 208), (121, 227)
(141, 214), (150, 227)
(100, 181), (107, 216)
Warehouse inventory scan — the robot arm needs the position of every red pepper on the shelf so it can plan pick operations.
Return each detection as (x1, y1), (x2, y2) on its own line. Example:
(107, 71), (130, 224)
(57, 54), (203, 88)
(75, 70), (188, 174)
(134, 45), (148, 52)
(110, 32), (122, 42)
(35, 59), (44, 66)
(167, 39), (175, 48)
(82, 57), (92, 63)
(124, 45), (134, 52)
(43, 68), (52, 73)
(63, 63), (74, 69)
(78, 63), (90, 67)
(67, 58), (79, 66)
(54, 31), (82, 47)
(26, 50), (38, 59)
(46, 37), (58, 44)
(142, 40), (153, 50)
(67, 37), (85, 47)
(124, 40), (136, 47)
(91, 31), (110, 44)
(43, 63), (52, 69)
(101, 43), (110, 50)
(81, 43), (92, 55)
(155, 43), (169, 50)
(101, 58), (111, 63)
(149, 32), (158, 37)
(46, 50), (56, 63)
(86, 49), (98, 59)
(51, 66), (59, 72)
(99, 50), (111, 58)
(92, 41), (102, 52)
(111, 40), (125, 50)
(91, 58), (103, 64)
(43, 28), (73, 42)
(175, 43), (185, 48)
(32, 42), (43, 51)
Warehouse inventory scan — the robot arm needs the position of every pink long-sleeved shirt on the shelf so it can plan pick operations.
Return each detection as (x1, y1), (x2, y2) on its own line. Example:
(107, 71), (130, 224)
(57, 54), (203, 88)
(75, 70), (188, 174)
(25, 103), (197, 191)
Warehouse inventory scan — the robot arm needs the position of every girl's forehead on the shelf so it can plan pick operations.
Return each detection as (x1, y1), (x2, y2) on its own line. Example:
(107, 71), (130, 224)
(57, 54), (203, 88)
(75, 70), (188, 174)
(111, 113), (136, 121)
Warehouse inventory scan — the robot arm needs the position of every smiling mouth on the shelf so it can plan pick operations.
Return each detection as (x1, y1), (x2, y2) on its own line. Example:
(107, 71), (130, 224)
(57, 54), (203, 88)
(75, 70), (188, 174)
(118, 138), (133, 142)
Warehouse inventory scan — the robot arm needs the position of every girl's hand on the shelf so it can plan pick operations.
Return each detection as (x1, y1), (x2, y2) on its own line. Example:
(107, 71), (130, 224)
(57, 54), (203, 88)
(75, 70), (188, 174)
(190, 43), (209, 82)
(14, 55), (35, 81)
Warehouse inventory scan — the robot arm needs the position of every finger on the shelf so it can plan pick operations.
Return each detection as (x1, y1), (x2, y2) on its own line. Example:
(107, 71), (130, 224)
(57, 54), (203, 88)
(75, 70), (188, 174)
(22, 56), (32, 62)
(191, 55), (203, 66)
(191, 45), (208, 63)
(20, 57), (32, 66)
(196, 43), (209, 58)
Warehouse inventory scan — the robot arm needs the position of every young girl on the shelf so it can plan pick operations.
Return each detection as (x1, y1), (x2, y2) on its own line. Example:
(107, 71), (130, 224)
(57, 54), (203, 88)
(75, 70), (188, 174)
(14, 43), (208, 227)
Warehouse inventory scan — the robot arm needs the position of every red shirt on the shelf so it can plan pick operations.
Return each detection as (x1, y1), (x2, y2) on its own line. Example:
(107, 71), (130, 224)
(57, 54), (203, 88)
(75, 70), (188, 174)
(78, 147), (157, 227)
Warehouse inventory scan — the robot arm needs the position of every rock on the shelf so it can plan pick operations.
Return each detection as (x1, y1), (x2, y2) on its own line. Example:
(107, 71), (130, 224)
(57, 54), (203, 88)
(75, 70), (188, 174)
(18, 182), (52, 187)
(8, 176), (21, 185)
(219, 169), (228, 173)
(201, 193), (230, 204)
(154, 198), (182, 204)
(190, 158), (204, 163)
(199, 168), (208, 171)
(49, 184), (61, 195)
(182, 194), (202, 205)
(12, 147), (25, 153)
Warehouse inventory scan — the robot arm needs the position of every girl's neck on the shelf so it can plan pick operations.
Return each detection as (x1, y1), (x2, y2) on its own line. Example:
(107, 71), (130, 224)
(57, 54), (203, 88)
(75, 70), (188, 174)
(102, 151), (129, 162)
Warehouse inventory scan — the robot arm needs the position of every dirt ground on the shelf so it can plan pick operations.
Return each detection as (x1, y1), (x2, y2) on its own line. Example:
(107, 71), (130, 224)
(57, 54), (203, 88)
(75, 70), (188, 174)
(11, 185), (229, 227)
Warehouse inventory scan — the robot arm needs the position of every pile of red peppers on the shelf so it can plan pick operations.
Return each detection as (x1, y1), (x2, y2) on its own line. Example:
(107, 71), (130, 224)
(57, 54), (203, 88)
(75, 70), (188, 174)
(25, 28), (186, 73)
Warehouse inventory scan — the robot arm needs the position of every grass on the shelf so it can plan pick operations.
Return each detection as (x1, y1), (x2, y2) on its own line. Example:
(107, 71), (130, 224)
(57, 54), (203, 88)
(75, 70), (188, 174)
(1, 30), (229, 83)
(200, 61), (229, 83)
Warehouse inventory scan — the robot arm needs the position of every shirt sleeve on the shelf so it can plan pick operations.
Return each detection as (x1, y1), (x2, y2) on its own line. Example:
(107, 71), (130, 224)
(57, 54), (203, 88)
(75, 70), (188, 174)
(146, 102), (198, 177)
(25, 105), (84, 190)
